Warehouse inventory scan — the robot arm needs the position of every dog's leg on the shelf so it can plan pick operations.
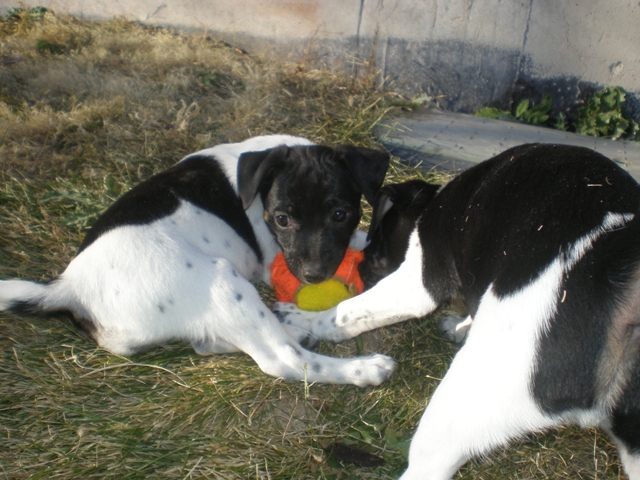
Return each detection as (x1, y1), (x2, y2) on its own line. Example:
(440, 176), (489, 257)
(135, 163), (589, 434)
(208, 259), (395, 387)
(277, 231), (439, 343)
(612, 440), (640, 480)
(400, 266), (565, 479)
(609, 381), (640, 480)
(399, 340), (556, 479)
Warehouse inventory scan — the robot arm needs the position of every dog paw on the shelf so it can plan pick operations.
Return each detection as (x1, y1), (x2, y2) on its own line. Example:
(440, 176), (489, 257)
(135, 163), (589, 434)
(438, 314), (472, 344)
(352, 354), (397, 387)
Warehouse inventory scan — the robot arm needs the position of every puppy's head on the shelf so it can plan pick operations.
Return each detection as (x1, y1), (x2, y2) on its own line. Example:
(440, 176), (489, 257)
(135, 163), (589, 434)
(360, 180), (440, 288)
(238, 144), (389, 284)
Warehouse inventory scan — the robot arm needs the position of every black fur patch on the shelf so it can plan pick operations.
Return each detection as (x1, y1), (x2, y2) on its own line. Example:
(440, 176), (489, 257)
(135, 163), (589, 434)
(260, 147), (364, 283)
(238, 144), (388, 284)
(77, 155), (262, 262)
(417, 144), (640, 313)
(532, 224), (640, 412)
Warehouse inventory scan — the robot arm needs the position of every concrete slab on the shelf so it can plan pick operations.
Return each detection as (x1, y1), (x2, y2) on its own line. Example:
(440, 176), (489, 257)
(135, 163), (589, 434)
(377, 109), (640, 181)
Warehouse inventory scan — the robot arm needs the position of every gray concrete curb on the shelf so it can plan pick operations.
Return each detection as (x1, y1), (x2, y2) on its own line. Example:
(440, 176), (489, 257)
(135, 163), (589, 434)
(378, 109), (640, 181)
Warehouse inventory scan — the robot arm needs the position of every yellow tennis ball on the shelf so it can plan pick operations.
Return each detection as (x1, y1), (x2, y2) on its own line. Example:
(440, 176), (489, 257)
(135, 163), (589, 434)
(295, 278), (355, 311)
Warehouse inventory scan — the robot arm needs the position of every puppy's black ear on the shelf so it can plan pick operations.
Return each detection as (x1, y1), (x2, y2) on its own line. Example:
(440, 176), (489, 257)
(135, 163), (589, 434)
(368, 185), (397, 241)
(335, 146), (390, 204)
(368, 180), (440, 241)
(237, 146), (288, 209)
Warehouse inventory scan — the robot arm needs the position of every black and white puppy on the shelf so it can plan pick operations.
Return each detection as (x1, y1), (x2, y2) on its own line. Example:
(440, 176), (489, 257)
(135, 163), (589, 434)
(0, 135), (396, 387)
(358, 179), (440, 289)
(279, 144), (640, 479)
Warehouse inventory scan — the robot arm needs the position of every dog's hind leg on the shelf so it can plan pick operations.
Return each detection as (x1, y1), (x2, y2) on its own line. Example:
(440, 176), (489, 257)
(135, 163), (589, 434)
(207, 259), (396, 387)
(609, 369), (640, 480)
(614, 442), (640, 480)
(277, 231), (439, 343)
(401, 268), (564, 479)
(399, 340), (557, 479)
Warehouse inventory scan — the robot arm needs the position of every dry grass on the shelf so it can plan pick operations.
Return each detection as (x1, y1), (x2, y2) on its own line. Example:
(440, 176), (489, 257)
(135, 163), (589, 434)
(0, 8), (625, 480)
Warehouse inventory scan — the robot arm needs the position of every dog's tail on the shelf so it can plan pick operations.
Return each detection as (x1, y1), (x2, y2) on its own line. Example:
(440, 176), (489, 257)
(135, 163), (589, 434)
(0, 278), (97, 339)
(0, 279), (56, 315)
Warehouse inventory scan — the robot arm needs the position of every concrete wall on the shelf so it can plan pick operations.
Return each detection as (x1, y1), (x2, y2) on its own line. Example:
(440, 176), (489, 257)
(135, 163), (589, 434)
(2, 0), (639, 121)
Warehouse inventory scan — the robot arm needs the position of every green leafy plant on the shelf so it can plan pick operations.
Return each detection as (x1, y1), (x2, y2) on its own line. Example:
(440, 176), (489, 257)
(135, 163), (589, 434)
(476, 94), (552, 126)
(475, 106), (514, 121)
(7, 6), (49, 19)
(515, 94), (552, 125)
(476, 87), (639, 141)
(575, 86), (639, 140)
(554, 112), (568, 131)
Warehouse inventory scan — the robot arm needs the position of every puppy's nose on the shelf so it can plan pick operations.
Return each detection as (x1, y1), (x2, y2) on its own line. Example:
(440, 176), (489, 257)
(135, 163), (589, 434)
(302, 268), (327, 284)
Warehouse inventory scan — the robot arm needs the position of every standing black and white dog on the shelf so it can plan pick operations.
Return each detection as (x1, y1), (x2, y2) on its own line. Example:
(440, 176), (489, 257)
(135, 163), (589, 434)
(0, 135), (396, 387)
(279, 144), (640, 479)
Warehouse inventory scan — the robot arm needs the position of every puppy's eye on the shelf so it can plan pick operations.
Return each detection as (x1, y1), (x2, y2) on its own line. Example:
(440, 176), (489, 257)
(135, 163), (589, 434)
(275, 214), (290, 227)
(332, 209), (348, 223)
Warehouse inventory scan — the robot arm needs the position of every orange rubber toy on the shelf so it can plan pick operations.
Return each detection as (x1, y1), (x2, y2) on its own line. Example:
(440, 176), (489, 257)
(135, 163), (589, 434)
(270, 248), (365, 311)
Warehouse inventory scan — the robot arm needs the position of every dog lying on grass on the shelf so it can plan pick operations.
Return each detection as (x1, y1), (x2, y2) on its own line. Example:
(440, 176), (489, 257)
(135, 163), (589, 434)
(278, 143), (640, 479)
(0, 135), (396, 387)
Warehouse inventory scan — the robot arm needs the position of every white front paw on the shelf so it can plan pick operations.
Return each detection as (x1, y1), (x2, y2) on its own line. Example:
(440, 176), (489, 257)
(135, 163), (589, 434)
(353, 354), (397, 387)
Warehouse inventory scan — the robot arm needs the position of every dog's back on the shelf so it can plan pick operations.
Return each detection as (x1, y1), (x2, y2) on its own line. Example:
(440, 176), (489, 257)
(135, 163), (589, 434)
(416, 144), (640, 309)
